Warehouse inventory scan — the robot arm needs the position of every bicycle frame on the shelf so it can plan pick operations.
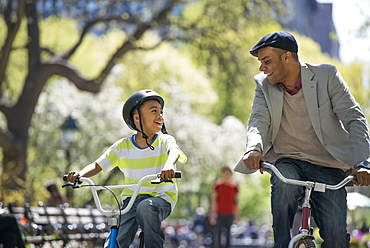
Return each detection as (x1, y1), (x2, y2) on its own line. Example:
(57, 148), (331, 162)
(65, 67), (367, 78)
(261, 162), (354, 248)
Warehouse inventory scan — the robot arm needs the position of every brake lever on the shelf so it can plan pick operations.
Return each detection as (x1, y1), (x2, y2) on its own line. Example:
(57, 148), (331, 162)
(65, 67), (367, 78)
(151, 171), (182, 184)
(151, 175), (173, 184)
(62, 175), (82, 189)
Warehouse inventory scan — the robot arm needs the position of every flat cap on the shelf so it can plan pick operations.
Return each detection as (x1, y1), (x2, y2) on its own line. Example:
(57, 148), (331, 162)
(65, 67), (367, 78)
(249, 31), (298, 57)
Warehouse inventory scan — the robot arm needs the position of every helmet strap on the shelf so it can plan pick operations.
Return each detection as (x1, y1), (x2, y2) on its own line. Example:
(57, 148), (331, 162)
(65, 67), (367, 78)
(137, 107), (155, 150)
(161, 123), (168, 134)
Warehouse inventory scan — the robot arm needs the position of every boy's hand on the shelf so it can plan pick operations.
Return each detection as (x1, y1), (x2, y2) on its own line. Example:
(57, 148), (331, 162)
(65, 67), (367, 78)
(161, 163), (175, 180)
(67, 171), (80, 183)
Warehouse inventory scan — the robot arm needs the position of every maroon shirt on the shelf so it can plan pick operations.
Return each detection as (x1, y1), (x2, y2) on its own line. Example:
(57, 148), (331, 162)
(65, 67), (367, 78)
(283, 73), (302, 95)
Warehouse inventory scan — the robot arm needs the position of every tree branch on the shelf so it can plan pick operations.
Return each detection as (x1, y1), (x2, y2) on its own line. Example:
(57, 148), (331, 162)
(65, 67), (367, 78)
(42, 62), (102, 93)
(63, 15), (150, 60)
(0, 0), (25, 90)
(25, 1), (41, 70)
(92, 0), (180, 85)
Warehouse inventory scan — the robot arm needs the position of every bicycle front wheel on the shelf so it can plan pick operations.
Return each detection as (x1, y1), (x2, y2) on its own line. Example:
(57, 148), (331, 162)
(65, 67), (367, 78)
(293, 237), (316, 248)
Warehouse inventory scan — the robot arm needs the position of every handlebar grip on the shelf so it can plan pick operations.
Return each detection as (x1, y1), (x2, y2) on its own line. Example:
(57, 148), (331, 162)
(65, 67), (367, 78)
(61, 175), (82, 189)
(63, 174), (68, 182)
(174, 171), (182, 178)
(151, 171), (182, 184)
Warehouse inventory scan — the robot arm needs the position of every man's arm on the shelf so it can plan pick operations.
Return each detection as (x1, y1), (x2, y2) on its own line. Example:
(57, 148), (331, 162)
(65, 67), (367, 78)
(246, 84), (271, 154)
(328, 66), (370, 164)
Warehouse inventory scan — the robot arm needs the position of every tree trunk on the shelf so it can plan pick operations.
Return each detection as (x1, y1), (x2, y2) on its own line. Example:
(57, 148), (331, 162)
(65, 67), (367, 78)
(0, 0), (179, 206)
(0, 138), (29, 205)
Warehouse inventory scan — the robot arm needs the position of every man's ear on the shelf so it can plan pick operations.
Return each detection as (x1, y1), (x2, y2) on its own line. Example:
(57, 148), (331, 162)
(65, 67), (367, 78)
(284, 51), (291, 62)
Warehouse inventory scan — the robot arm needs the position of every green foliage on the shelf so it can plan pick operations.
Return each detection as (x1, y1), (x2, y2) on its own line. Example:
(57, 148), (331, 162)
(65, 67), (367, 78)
(176, 0), (285, 124)
(39, 17), (127, 78)
(238, 173), (271, 220)
(71, 29), (127, 78)
(117, 39), (218, 116)
(336, 63), (368, 106)
(40, 17), (80, 55)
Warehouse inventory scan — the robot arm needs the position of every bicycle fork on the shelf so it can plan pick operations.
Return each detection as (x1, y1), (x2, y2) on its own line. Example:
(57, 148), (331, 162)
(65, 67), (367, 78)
(107, 217), (120, 248)
(289, 185), (316, 248)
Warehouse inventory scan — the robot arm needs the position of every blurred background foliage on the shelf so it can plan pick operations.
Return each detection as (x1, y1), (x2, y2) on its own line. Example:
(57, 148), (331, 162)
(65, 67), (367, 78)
(0, 0), (369, 230)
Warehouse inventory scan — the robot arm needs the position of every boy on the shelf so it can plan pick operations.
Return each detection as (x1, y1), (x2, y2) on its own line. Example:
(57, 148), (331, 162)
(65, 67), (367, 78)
(67, 89), (187, 248)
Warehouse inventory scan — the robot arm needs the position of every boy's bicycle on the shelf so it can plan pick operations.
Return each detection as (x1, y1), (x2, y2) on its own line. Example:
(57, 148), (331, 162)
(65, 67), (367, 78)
(261, 162), (354, 248)
(62, 171), (181, 248)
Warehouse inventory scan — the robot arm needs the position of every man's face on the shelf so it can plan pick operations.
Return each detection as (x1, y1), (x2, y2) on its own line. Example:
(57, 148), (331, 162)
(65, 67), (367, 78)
(133, 99), (164, 135)
(257, 46), (288, 86)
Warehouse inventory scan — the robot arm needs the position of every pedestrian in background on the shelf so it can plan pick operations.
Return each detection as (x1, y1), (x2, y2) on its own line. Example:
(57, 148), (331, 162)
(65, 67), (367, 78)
(210, 167), (239, 248)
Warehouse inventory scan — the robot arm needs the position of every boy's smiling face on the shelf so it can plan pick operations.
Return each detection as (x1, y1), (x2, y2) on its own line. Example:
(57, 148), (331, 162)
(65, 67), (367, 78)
(133, 99), (164, 135)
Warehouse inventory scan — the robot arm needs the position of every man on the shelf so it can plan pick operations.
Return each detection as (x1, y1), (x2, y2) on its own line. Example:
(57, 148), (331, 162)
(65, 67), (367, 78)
(242, 31), (370, 248)
(210, 167), (239, 248)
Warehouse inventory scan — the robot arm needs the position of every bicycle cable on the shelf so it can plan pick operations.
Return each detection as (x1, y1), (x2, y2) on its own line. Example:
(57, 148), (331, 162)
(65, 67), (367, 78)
(67, 184), (123, 228)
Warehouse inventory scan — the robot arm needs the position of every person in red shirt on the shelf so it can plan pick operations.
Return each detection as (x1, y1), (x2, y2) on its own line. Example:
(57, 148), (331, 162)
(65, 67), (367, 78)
(210, 166), (239, 248)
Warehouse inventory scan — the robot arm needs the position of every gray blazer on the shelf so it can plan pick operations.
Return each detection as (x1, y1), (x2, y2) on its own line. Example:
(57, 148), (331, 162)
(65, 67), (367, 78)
(245, 62), (370, 169)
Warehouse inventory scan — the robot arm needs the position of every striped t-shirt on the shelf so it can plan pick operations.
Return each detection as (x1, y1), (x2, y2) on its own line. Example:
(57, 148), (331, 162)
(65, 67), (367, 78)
(95, 133), (187, 210)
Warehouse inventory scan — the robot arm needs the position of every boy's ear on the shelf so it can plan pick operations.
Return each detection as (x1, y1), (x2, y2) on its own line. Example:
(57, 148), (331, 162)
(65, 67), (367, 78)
(133, 113), (140, 121)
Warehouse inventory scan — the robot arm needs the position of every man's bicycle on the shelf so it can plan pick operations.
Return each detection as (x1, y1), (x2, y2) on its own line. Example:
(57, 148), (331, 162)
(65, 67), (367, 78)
(261, 162), (354, 248)
(62, 171), (181, 248)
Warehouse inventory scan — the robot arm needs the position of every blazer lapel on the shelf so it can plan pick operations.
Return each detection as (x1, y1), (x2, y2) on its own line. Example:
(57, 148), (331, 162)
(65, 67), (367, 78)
(301, 64), (323, 143)
(265, 80), (283, 143)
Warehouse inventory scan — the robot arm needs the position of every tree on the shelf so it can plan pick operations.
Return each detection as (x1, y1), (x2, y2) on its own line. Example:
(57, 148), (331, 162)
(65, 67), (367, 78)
(177, 0), (285, 124)
(0, 0), (286, 204)
(5, 0), (363, 223)
(0, 0), (185, 204)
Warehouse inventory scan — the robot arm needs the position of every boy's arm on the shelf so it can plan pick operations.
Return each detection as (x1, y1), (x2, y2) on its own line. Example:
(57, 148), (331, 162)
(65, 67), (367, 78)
(67, 162), (102, 183)
(161, 147), (180, 180)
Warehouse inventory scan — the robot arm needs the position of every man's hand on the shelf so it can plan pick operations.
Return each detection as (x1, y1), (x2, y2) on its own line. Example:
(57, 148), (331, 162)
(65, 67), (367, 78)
(243, 150), (265, 173)
(351, 167), (370, 186)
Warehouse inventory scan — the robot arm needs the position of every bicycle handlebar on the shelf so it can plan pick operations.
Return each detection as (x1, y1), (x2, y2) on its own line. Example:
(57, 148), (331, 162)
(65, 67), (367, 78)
(261, 162), (353, 192)
(62, 171), (182, 217)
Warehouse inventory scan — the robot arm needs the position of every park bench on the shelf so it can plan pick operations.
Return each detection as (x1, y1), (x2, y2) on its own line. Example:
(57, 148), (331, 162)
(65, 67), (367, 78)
(2, 203), (110, 247)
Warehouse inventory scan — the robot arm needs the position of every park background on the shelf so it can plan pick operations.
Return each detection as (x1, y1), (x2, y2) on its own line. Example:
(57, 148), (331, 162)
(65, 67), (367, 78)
(0, 0), (370, 247)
